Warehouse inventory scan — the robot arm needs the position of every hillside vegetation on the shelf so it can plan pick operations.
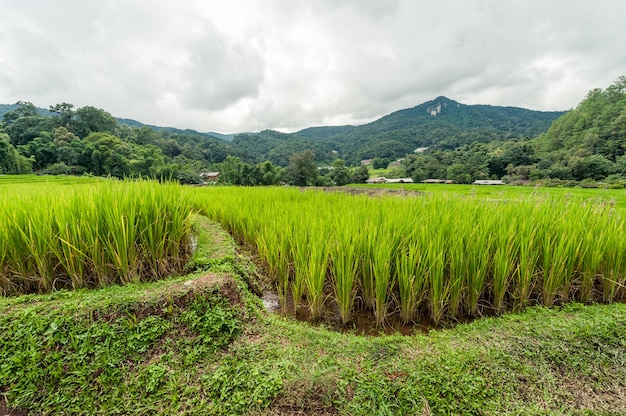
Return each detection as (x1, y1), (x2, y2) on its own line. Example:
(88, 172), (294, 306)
(233, 97), (563, 165)
(1, 96), (563, 185)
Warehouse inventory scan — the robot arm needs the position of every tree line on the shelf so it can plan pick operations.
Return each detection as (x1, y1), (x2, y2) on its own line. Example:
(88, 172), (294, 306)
(2, 76), (625, 187)
(0, 102), (369, 186)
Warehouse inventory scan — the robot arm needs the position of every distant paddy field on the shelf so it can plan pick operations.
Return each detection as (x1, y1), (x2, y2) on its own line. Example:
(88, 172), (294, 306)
(352, 182), (626, 210)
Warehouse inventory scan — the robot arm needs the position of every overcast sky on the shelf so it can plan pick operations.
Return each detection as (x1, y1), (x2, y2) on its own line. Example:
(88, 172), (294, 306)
(1, 1), (625, 133)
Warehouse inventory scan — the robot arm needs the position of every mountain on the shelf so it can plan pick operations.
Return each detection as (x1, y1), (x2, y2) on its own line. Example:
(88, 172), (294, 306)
(105, 118), (235, 143)
(2, 97), (565, 166)
(0, 103), (54, 118)
(535, 77), (626, 161)
(233, 97), (565, 165)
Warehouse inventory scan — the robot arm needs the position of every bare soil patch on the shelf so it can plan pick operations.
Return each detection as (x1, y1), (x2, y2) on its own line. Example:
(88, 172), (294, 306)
(303, 186), (422, 197)
(0, 401), (30, 416)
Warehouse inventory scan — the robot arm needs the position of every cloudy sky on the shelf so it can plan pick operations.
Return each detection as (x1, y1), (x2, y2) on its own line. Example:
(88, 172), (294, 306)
(1, 1), (625, 133)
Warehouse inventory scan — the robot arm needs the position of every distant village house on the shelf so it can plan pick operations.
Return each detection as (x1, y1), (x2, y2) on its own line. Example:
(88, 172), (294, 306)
(473, 179), (503, 185)
(421, 179), (455, 184)
(199, 172), (220, 183)
(365, 177), (414, 184)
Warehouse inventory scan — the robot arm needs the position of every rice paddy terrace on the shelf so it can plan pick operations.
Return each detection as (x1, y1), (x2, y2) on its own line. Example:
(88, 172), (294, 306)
(191, 186), (626, 327)
(1, 176), (625, 414)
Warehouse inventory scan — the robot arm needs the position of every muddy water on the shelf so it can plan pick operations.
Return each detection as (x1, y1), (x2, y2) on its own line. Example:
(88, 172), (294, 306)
(261, 291), (431, 336)
(261, 292), (280, 312)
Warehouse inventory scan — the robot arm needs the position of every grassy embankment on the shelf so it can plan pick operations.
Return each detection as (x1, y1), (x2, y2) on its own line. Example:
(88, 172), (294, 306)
(1, 177), (625, 414)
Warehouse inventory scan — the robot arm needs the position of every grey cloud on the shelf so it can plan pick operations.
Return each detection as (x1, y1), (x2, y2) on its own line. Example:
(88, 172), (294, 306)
(179, 22), (265, 111)
(0, 0), (625, 132)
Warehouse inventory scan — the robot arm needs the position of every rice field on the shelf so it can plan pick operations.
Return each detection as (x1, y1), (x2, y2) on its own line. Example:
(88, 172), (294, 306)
(0, 179), (192, 296)
(191, 186), (626, 325)
(2, 176), (625, 327)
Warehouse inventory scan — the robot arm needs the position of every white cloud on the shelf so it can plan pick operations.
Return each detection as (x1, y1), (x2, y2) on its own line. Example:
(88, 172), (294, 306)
(0, 0), (625, 133)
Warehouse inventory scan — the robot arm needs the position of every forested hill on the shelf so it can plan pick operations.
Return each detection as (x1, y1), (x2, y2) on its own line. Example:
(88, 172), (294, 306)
(535, 77), (626, 159)
(0, 104), (54, 118)
(232, 97), (565, 165)
(2, 98), (564, 167)
(0, 104), (231, 144)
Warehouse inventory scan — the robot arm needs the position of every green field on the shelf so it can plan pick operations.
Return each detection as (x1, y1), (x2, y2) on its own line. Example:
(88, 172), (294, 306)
(191, 185), (625, 326)
(1, 176), (625, 414)
(355, 181), (626, 207)
(0, 178), (191, 295)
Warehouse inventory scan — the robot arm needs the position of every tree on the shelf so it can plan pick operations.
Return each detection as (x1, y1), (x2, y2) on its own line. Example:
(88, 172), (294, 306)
(242, 164), (264, 186)
(329, 159), (352, 186)
(155, 157), (204, 184)
(53, 127), (82, 166)
(17, 132), (58, 170)
(0, 134), (18, 173)
(259, 160), (284, 185)
(570, 155), (614, 181)
(49, 102), (75, 129)
(0, 133), (32, 174)
(489, 141), (538, 177)
(130, 145), (165, 177)
(352, 164), (370, 183)
(217, 155), (246, 185)
(73, 106), (118, 138)
(286, 150), (317, 186)
(81, 132), (133, 177)
(1, 101), (50, 146)
(372, 157), (390, 169)
(446, 163), (472, 184)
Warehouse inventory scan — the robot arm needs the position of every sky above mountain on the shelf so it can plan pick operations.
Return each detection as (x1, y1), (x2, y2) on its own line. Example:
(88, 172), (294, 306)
(1, 0), (625, 133)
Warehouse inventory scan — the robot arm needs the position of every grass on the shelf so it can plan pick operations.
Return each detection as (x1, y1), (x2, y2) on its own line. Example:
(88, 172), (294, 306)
(1, 215), (625, 415)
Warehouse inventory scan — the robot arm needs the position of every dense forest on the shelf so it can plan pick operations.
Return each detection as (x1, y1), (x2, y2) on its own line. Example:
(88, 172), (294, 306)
(232, 96), (564, 166)
(0, 102), (369, 185)
(1, 77), (625, 186)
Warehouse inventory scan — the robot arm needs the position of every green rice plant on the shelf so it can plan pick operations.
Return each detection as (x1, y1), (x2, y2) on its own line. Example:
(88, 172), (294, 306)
(512, 223), (540, 310)
(600, 219), (625, 302)
(6, 205), (56, 293)
(304, 225), (329, 320)
(103, 200), (139, 285)
(0, 212), (9, 295)
(330, 226), (360, 325)
(289, 228), (309, 310)
(427, 231), (448, 325)
(51, 203), (88, 290)
(185, 186), (626, 325)
(257, 231), (291, 311)
(491, 230), (517, 313)
(0, 180), (192, 296)
(395, 238), (427, 323)
(465, 223), (493, 316)
(371, 230), (397, 326)
(576, 212), (605, 303)
(541, 229), (581, 306)
(540, 232), (560, 306)
(446, 223), (467, 318)
(359, 224), (378, 311)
